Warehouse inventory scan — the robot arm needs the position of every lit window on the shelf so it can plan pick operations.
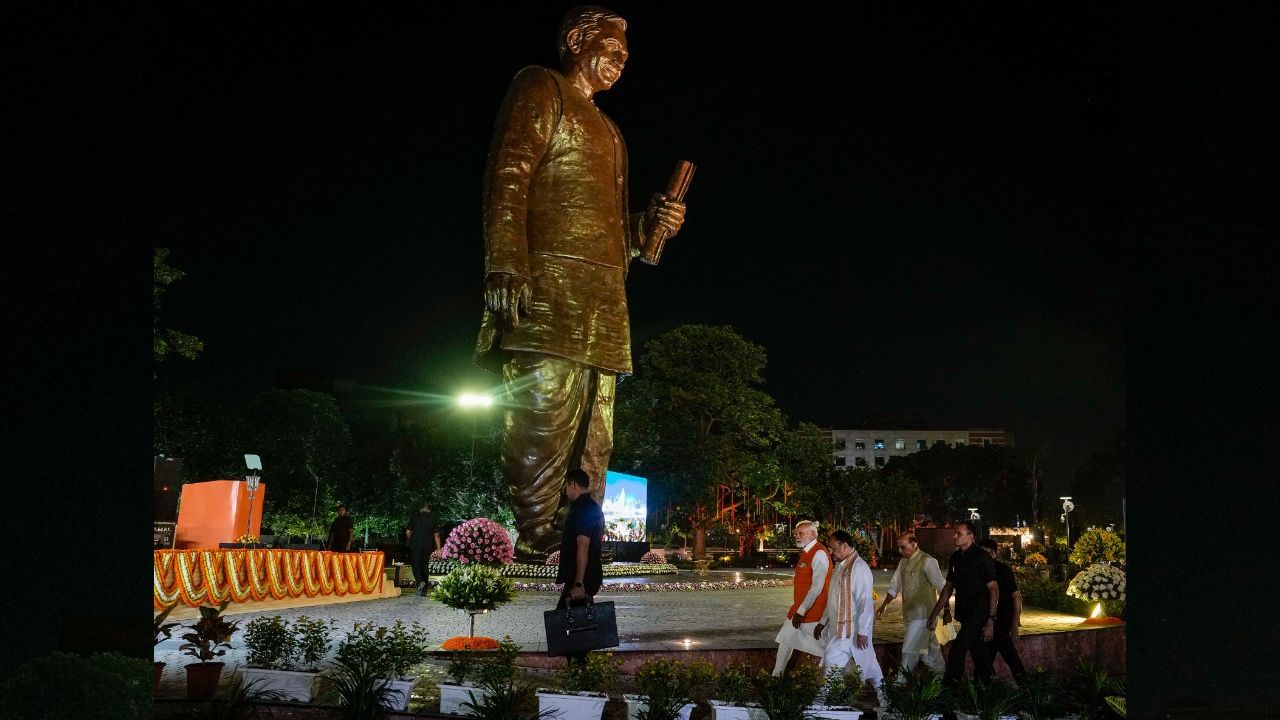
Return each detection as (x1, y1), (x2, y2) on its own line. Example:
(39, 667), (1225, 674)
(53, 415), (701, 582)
(854, 440), (866, 450)
(916, 439), (927, 450)
(835, 456), (847, 467)
(874, 439), (885, 450)
(855, 457), (867, 467)
(874, 456), (886, 467)
(894, 439), (906, 450)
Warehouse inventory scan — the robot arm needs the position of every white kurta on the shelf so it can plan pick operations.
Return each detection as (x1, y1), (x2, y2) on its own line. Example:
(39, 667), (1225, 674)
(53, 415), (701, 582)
(819, 554), (883, 683)
(887, 550), (948, 657)
(773, 540), (831, 663)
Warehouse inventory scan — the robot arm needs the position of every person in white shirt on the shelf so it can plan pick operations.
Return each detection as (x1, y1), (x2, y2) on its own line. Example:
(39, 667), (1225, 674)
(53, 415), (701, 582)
(876, 531), (950, 673)
(814, 529), (884, 699)
(772, 520), (832, 675)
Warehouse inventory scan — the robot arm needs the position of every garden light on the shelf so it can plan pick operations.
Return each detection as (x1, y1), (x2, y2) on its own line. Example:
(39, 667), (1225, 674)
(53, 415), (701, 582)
(457, 393), (493, 408)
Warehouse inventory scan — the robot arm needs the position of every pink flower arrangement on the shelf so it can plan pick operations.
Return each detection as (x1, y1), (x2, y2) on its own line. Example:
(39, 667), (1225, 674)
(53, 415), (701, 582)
(440, 518), (514, 566)
(640, 550), (665, 564)
(544, 551), (561, 566)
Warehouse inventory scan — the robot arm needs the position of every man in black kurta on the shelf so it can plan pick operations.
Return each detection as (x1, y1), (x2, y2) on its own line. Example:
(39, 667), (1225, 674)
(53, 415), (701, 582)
(326, 506), (354, 552)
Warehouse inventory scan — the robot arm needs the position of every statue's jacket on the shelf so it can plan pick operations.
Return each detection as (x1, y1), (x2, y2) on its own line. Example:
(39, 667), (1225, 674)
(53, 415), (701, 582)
(476, 66), (643, 376)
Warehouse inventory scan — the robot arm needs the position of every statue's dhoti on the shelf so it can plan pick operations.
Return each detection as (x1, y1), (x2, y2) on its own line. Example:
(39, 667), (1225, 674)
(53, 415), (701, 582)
(501, 352), (615, 557)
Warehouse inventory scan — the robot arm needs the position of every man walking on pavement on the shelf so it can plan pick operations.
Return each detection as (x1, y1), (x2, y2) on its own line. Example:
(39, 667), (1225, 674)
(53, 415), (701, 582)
(772, 520), (833, 675)
(876, 531), (949, 673)
(815, 530), (885, 702)
(407, 501), (441, 597)
(927, 520), (999, 687)
(556, 468), (605, 668)
(978, 538), (1028, 684)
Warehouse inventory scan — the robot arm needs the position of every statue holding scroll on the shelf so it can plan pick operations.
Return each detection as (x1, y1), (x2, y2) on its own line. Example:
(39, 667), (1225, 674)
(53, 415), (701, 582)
(474, 5), (689, 558)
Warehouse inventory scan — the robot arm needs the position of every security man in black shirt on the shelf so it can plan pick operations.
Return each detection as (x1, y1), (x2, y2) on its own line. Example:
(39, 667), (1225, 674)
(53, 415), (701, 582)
(928, 520), (998, 686)
(556, 468), (605, 666)
(407, 501), (442, 597)
(978, 538), (1027, 684)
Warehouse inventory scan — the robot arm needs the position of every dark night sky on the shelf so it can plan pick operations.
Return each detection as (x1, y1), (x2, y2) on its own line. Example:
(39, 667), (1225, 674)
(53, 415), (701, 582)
(154, 3), (1125, 494)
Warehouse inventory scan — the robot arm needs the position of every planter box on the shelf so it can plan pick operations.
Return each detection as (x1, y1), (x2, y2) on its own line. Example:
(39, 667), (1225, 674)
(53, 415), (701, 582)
(380, 677), (416, 711)
(622, 696), (694, 720)
(710, 701), (769, 720)
(244, 667), (316, 703)
(955, 714), (1017, 720)
(805, 705), (863, 720)
(537, 690), (609, 720)
(874, 711), (942, 720)
(440, 681), (492, 715)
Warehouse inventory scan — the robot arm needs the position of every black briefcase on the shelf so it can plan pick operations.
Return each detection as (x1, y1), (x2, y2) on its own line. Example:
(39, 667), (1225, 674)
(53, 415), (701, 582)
(544, 598), (619, 656)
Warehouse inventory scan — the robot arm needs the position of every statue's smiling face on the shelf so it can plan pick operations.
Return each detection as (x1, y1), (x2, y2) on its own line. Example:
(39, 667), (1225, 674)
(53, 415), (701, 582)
(576, 23), (629, 91)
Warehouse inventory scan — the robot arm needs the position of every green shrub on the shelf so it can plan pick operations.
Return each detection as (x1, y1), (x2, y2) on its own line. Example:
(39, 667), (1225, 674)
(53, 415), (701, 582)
(293, 615), (336, 670)
(1021, 668), (1068, 720)
(474, 636), (522, 686)
(0, 652), (151, 720)
(714, 663), (755, 705)
(753, 664), (824, 720)
(336, 620), (430, 679)
(879, 666), (948, 720)
(244, 615), (294, 669)
(955, 677), (1024, 719)
(1068, 530), (1125, 568)
(820, 664), (862, 707)
(555, 651), (622, 695)
(636, 658), (696, 720)
(433, 565), (517, 612)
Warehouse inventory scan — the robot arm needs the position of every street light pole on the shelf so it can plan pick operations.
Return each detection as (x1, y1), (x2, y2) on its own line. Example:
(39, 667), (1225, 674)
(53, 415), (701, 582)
(457, 393), (494, 487)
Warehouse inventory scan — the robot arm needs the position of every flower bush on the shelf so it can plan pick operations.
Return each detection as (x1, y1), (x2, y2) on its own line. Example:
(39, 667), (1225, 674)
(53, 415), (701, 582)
(545, 550), (561, 566)
(441, 518), (515, 566)
(1024, 552), (1048, 567)
(430, 549), (445, 561)
(640, 550), (665, 564)
(335, 620), (430, 679)
(1068, 563), (1127, 603)
(1022, 540), (1046, 557)
(433, 564), (517, 612)
(1068, 529), (1126, 567)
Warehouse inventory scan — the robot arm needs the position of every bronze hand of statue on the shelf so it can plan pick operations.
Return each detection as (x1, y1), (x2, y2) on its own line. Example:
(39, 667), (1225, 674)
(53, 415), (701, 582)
(484, 272), (532, 330)
(643, 192), (686, 241)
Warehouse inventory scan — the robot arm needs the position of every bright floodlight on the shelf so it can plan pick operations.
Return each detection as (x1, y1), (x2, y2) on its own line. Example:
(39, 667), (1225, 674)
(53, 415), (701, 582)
(458, 393), (493, 408)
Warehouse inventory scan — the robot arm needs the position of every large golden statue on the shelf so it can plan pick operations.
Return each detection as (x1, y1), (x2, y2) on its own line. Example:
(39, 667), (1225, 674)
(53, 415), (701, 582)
(475, 6), (687, 558)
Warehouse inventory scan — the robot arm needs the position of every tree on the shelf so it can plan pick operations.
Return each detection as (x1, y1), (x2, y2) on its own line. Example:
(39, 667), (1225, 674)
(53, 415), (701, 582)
(242, 390), (352, 536)
(884, 444), (1031, 527)
(153, 249), (203, 370)
(153, 387), (243, 482)
(614, 325), (788, 558)
(1069, 432), (1126, 531)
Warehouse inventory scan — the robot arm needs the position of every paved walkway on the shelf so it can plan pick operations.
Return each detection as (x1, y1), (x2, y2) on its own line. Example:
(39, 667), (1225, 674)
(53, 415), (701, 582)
(156, 567), (1102, 696)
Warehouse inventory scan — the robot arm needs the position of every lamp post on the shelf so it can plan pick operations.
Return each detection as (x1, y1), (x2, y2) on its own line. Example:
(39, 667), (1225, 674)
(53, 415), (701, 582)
(244, 454), (263, 544)
(457, 393), (493, 485)
(1060, 496), (1074, 549)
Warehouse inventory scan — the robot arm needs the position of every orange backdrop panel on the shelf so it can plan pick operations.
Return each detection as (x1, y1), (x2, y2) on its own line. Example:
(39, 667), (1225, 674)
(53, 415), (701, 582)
(175, 480), (267, 549)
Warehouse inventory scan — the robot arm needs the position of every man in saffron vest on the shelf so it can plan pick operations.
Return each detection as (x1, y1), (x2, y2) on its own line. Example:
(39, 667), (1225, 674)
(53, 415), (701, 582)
(875, 531), (949, 673)
(772, 520), (833, 675)
(815, 530), (885, 703)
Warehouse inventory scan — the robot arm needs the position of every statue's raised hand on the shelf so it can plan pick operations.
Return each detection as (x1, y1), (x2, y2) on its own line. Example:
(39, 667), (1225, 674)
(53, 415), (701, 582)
(484, 272), (532, 330)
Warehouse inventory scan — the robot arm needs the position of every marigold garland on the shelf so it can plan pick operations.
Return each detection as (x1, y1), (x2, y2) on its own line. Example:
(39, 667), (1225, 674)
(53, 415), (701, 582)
(153, 549), (385, 608)
(441, 636), (499, 651)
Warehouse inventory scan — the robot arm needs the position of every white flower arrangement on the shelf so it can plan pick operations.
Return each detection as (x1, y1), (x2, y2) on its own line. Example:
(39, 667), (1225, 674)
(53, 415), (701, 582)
(1067, 562), (1127, 602)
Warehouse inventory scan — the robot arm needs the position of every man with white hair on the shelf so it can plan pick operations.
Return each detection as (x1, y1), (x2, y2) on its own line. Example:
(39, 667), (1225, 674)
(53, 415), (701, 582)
(815, 529), (884, 702)
(772, 520), (833, 675)
(875, 531), (949, 672)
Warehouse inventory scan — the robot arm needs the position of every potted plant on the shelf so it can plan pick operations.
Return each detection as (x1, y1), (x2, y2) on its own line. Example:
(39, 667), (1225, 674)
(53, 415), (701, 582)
(462, 671), (556, 720)
(1021, 669), (1070, 720)
(323, 656), (399, 720)
(807, 665), (864, 720)
(752, 664), (825, 720)
(626, 658), (699, 720)
(335, 620), (431, 710)
(434, 564), (518, 639)
(243, 614), (335, 702)
(154, 604), (179, 694)
(537, 651), (622, 720)
(178, 601), (239, 700)
(953, 677), (1023, 720)
(1068, 661), (1121, 720)
(439, 636), (519, 715)
(877, 667), (947, 720)
(709, 663), (764, 720)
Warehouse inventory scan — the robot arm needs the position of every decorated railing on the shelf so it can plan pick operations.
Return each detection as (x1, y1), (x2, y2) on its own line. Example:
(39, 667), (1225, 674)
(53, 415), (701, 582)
(153, 549), (385, 608)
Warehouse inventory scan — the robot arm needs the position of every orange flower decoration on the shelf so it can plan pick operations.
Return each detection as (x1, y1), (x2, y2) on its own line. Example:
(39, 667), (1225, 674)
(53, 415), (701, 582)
(442, 636), (499, 651)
